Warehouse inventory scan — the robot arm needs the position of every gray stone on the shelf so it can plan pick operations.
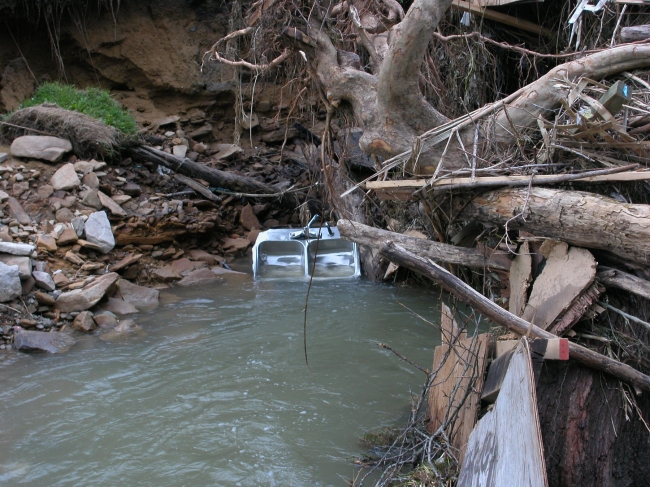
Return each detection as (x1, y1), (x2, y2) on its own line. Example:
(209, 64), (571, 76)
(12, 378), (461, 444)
(84, 211), (115, 254)
(98, 191), (127, 217)
(32, 271), (56, 292)
(213, 143), (242, 161)
(55, 208), (75, 223)
(50, 163), (80, 191)
(172, 145), (188, 158)
(71, 217), (85, 237)
(74, 160), (106, 174)
(81, 172), (100, 190)
(177, 268), (223, 287)
(0, 153), (7, 163)
(54, 272), (119, 312)
(116, 279), (159, 311)
(13, 328), (75, 353)
(0, 241), (35, 256)
(10, 136), (72, 163)
(72, 311), (96, 332)
(81, 189), (103, 210)
(99, 297), (138, 315)
(0, 190), (8, 202)
(37, 184), (54, 200)
(0, 262), (21, 302)
(0, 255), (32, 279)
(93, 312), (118, 329)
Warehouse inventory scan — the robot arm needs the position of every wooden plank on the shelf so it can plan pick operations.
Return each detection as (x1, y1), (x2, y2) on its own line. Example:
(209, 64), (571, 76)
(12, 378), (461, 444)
(427, 304), (490, 462)
(378, 241), (650, 392)
(366, 170), (650, 191)
(549, 282), (602, 335)
(509, 241), (532, 317)
(522, 241), (596, 330)
(458, 339), (548, 487)
(451, 0), (553, 37)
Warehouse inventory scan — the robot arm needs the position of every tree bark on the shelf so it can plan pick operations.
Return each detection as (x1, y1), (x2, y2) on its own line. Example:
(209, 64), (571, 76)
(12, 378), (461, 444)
(598, 266), (650, 302)
(460, 187), (650, 269)
(338, 219), (512, 270)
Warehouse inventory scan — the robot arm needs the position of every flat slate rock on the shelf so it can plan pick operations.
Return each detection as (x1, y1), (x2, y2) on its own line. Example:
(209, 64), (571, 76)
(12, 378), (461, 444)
(84, 211), (115, 254)
(55, 272), (119, 312)
(177, 268), (223, 287)
(0, 241), (35, 256)
(116, 279), (159, 311)
(10, 135), (72, 163)
(13, 328), (75, 353)
(50, 163), (81, 191)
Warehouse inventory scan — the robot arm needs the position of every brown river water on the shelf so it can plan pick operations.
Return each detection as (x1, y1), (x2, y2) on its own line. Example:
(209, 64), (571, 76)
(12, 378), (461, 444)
(0, 276), (444, 486)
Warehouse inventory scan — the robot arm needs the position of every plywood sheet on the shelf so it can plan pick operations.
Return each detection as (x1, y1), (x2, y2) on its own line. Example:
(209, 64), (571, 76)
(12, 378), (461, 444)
(458, 339), (548, 487)
(522, 241), (596, 330)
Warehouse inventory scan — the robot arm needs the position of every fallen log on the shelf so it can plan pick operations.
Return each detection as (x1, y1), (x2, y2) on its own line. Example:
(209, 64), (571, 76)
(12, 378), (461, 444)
(379, 241), (650, 393)
(338, 220), (512, 271)
(129, 145), (278, 196)
(597, 266), (650, 301)
(460, 187), (650, 268)
(620, 24), (650, 43)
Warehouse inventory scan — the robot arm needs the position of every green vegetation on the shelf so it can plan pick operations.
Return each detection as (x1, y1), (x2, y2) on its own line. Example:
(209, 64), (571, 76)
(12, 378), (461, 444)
(20, 82), (138, 135)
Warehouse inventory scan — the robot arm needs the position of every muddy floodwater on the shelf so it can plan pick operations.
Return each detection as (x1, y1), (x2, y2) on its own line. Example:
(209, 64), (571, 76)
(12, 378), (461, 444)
(0, 277), (442, 486)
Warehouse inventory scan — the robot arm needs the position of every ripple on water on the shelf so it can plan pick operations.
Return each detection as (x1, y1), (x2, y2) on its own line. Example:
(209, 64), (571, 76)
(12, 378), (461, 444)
(0, 280), (448, 486)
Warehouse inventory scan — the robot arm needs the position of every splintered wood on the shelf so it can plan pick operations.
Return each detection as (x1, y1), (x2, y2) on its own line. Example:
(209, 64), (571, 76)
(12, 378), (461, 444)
(427, 304), (489, 460)
(458, 339), (548, 487)
(521, 241), (596, 331)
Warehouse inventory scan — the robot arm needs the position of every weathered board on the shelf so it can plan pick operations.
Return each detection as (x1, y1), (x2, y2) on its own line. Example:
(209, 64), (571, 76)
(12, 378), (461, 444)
(458, 339), (548, 487)
(427, 304), (489, 462)
(522, 241), (596, 330)
(509, 241), (532, 317)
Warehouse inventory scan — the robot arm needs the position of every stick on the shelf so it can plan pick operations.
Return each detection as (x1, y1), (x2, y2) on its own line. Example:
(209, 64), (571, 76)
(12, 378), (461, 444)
(173, 174), (222, 202)
(598, 266), (650, 301)
(379, 241), (650, 394)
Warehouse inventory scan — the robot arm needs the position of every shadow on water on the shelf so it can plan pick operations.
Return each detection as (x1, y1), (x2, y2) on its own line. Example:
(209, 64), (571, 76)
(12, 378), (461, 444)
(0, 277), (445, 486)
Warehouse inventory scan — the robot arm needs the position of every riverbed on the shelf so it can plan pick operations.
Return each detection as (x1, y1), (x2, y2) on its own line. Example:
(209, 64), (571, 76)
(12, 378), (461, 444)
(0, 278), (442, 486)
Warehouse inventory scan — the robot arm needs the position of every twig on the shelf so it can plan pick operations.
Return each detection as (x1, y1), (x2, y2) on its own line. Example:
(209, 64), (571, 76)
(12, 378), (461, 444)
(378, 342), (429, 374)
(599, 301), (650, 332)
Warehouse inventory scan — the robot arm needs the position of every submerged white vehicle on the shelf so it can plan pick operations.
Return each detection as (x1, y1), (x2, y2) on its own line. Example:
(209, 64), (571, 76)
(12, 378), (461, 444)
(252, 215), (361, 279)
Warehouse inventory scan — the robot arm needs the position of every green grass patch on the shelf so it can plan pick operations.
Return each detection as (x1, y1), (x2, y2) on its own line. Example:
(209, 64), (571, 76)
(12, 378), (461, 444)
(20, 82), (138, 135)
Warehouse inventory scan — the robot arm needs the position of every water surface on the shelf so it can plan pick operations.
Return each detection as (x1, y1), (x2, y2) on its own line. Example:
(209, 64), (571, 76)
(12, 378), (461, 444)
(0, 278), (442, 486)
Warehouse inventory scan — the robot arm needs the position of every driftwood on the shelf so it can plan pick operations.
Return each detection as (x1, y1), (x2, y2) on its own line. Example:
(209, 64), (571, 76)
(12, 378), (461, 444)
(378, 241), (650, 393)
(130, 145), (279, 196)
(337, 220), (512, 271)
(460, 187), (650, 268)
(173, 174), (222, 202)
(597, 266), (650, 301)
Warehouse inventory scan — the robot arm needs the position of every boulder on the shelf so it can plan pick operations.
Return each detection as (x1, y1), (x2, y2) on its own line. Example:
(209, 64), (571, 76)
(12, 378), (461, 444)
(10, 135), (72, 163)
(50, 163), (80, 191)
(13, 328), (75, 353)
(84, 211), (115, 253)
(54, 272), (119, 312)
(0, 262), (21, 302)
(177, 268), (223, 287)
(0, 255), (32, 279)
(32, 271), (56, 292)
(0, 241), (35, 256)
(72, 311), (96, 332)
(116, 279), (159, 311)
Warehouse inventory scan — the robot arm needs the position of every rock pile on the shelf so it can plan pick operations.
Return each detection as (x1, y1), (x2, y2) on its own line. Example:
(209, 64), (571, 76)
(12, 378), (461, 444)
(0, 133), (306, 353)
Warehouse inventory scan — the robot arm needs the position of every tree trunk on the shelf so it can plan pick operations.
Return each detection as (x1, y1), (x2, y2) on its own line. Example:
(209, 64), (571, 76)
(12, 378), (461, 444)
(338, 219), (512, 270)
(460, 187), (650, 269)
(537, 360), (650, 486)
